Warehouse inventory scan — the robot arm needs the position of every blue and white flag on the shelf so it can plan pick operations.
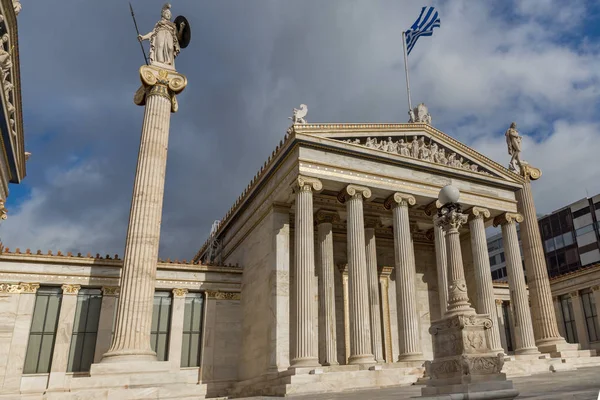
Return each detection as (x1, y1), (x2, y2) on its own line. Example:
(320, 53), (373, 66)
(405, 6), (441, 55)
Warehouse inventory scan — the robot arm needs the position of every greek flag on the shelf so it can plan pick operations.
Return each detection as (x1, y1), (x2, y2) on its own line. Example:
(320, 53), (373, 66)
(405, 6), (441, 55)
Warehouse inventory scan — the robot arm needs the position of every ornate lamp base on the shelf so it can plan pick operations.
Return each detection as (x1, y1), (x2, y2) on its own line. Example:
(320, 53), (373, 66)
(421, 314), (518, 399)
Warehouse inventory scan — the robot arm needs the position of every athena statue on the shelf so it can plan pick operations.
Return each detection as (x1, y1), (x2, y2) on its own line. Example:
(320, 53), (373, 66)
(138, 3), (185, 68)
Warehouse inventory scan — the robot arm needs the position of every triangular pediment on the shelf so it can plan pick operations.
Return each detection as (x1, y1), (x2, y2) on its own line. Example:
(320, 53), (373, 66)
(293, 123), (524, 184)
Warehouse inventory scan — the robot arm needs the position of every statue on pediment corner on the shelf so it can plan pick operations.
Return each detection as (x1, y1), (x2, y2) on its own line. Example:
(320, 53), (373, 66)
(288, 104), (308, 124)
(505, 122), (524, 173)
(408, 102), (432, 125)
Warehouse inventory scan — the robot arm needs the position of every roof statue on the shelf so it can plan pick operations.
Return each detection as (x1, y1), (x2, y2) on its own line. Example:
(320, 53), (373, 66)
(505, 122), (524, 173)
(210, 220), (220, 237)
(13, 0), (21, 15)
(408, 103), (432, 125)
(289, 104), (308, 124)
(137, 3), (191, 69)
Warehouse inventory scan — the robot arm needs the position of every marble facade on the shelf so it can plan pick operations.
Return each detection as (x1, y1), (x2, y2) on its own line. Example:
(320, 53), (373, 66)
(1, 122), (600, 398)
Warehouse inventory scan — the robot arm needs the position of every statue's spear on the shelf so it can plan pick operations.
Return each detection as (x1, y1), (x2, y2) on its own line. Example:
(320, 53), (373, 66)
(129, 2), (148, 65)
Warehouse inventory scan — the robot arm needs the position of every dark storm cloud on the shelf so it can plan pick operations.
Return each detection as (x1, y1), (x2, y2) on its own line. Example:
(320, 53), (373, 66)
(4, 0), (600, 258)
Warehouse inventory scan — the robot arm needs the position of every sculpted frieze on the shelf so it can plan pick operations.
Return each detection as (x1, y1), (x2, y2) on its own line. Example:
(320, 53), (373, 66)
(338, 135), (493, 176)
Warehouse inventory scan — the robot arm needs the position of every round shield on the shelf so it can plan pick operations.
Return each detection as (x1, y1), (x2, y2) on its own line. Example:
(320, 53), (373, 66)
(174, 15), (191, 48)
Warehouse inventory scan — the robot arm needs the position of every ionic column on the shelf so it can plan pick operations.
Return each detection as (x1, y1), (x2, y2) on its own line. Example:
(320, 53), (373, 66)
(568, 291), (589, 349)
(365, 221), (384, 362)
(425, 201), (448, 317)
(516, 168), (570, 352)
(168, 288), (188, 368)
(48, 284), (81, 391)
(384, 192), (422, 361)
(379, 266), (394, 363)
(553, 296), (566, 338)
(94, 287), (120, 363)
(290, 176), (322, 368)
(104, 66), (187, 363)
(338, 185), (375, 364)
(495, 299), (509, 353)
(316, 210), (339, 366)
(435, 208), (476, 317)
(338, 264), (350, 364)
(494, 213), (539, 355)
(2, 283), (39, 392)
(468, 207), (503, 353)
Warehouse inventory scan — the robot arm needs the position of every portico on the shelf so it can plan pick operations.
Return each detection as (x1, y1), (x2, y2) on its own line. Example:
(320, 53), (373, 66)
(193, 121), (567, 397)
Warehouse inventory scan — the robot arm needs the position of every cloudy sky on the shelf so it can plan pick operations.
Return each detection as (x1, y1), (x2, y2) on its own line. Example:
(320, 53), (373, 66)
(3, 0), (600, 259)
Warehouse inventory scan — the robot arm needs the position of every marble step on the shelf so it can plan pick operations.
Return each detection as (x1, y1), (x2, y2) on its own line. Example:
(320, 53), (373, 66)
(44, 384), (207, 400)
(549, 349), (597, 358)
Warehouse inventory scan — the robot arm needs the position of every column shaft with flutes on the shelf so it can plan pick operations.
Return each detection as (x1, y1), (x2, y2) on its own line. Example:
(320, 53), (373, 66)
(316, 210), (339, 366)
(290, 176), (322, 367)
(104, 65), (187, 362)
(468, 207), (504, 353)
(338, 185), (375, 364)
(516, 169), (571, 352)
(494, 212), (539, 355)
(385, 192), (422, 361)
(426, 201), (448, 317)
(365, 224), (384, 362)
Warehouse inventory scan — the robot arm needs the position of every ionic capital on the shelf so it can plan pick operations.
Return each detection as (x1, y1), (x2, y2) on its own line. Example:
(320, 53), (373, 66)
(378, 266), (394, 279)
(569, 291), (580, 299)
(337, 263), (348, 275)
(172, 288), (189, 297)
(62, 284), (81, 295)
(493, 212), (524, 227)
(134, 65), (188, 112)
(337, 184), (371, 203)
(519, 163), (542, 182)
(467, 206), (491, 220)
(383, 192), (416, 210)
(0, 199), (7, 221)
(495, 299), (503, 305)
(424, 200), (441, 218)
(591, 285), (600, 292)
(425, 228), (435, 242)
(364, 216), (380, 229)
(102, 286), (120, 296)
(293, 175), (323, 193)
(315, 209), (340, 225)
(20, 283), (40, 294)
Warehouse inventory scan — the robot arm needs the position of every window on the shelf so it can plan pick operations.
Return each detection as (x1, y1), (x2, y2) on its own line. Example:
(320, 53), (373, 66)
(499, 252), (505, 263)
(68, 289), (102, 372)
(595, 202), (600, 210)
(491, 270), (498, 280)
(550, 215), (561, 236)
(151, 292), (172, 361)
(581, 292), (599, 342)
(560, 295), (578, 344)
(576, 224), (594, 237)
(181, 293), (204, 367)
(554, 235), (564, 250)
(545, 238), (555, 252)
(563, 232), (575, 247)
(489, 255), (497, 266)
(573, 207), (591, 219)
(24, 287), (63, 374)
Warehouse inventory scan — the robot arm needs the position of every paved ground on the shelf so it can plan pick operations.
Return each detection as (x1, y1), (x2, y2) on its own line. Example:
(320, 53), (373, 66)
(238, 366), (600, 399)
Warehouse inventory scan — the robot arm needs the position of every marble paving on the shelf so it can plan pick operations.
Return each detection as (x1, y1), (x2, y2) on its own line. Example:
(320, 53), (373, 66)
(235, 366), (600, 400)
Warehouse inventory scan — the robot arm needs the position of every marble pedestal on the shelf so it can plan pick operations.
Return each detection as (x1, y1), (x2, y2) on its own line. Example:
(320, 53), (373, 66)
(422, 314), (518, 399)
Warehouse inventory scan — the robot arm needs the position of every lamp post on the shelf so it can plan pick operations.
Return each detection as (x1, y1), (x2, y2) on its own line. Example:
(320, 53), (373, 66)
(420, 186), (517, 399)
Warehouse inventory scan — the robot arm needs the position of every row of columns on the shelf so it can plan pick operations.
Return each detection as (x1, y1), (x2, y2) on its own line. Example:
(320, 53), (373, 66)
(291, 177), (425, 367)
(291, 175), (559, 366)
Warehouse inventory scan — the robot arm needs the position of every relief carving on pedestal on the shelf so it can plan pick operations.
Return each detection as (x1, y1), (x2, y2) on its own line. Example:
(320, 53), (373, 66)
(338, 135), (493, 176)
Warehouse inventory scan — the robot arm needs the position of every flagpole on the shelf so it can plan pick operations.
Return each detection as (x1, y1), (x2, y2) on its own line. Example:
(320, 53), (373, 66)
(401, 31), (413, 114)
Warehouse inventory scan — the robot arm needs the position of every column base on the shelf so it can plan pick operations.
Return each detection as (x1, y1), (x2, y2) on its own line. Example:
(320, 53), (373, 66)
(348, 354), (376, 365)
(99, 348), (157, 364)
(398, 353), (424, 362)
(536, 337), (579, 354)
(514, 347), (540, 356)
(289, 357), (320, 368)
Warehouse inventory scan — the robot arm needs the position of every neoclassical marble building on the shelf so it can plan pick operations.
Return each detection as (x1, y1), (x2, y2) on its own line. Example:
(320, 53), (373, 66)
(1, 118), (600, 398)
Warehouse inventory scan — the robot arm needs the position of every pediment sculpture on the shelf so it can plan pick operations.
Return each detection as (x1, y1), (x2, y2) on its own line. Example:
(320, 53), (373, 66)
(340, 135), (492, 176)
